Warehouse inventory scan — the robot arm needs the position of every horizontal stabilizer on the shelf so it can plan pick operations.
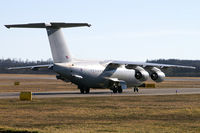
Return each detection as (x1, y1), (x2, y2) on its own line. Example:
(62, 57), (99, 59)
(8, 64), (53, 70)
(5, 22), (91, 29)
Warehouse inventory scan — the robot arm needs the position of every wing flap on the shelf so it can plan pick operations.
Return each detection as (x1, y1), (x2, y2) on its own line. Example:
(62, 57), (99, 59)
(106, 60), (196, 69)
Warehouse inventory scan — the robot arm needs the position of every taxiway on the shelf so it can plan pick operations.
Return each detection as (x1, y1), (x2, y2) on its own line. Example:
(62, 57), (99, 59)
(0, 88), (200, 99)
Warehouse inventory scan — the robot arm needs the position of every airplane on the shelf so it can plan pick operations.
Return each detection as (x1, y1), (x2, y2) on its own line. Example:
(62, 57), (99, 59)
(5, 22), (196, 94)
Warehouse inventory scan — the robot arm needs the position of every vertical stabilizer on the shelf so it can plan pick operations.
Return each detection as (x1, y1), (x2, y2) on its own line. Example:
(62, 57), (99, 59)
(46, 28), (71, 63)
(5, 22), (91, 63)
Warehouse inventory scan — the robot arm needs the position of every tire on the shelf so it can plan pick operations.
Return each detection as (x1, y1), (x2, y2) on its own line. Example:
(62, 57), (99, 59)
(85, 88), (90, 94)
(118, 88), (123, 93)
(134, 87), (137, 92)
(134, 87), (139, 92)
(80, 88), (84, 94)
(113, 89), (117, 93)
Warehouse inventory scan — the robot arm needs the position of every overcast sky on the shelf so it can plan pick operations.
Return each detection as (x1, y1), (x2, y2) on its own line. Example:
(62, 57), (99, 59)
(1, 0), (200, 61)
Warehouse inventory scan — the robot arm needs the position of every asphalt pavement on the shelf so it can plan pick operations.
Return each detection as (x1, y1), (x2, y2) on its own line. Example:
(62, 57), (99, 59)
(0, 88), (200, 99)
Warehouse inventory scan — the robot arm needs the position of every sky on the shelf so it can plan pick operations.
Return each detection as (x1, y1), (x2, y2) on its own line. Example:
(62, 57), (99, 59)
(1, 0), (200, 62)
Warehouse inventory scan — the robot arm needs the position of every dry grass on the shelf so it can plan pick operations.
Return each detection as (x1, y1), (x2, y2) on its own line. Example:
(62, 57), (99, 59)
(0, 74), (77, 92)
(156, 81), (200, 88)
(145, 80), (200, 88)
(0, 95), (200, 132)
(144, 77), (200, 88)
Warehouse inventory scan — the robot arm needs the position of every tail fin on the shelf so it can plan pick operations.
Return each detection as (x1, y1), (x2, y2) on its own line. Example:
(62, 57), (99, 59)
(47, 28), (72, 63)
(5, 22), (91, 63)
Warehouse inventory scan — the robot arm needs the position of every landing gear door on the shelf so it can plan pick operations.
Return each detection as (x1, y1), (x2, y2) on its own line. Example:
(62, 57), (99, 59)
(119, 80), (127, 89)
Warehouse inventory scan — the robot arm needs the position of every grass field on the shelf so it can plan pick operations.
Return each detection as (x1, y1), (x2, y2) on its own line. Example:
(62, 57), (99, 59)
(0, 95), (200, 133)
(0, 74), (77, 92)
(0, 74), (200, 93)
(0, 74), (200, 132)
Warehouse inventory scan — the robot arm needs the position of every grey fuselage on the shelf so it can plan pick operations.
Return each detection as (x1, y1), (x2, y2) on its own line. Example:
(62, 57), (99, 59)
(53, 59), (142, 89)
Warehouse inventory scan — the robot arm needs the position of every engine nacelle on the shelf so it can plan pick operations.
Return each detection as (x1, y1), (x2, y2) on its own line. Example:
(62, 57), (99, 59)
(134, 66), (149, 82)
(150, 67), (165, 82)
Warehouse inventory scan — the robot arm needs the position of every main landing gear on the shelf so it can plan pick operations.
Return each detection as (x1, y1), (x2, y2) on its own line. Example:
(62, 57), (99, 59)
(80, 87), (90, 94)
(111, 85), (123, 93)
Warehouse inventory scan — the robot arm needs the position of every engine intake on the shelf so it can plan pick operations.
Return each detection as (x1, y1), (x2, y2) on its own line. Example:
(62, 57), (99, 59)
(150, 67), (165, 82)
(134, 66), (149, 82)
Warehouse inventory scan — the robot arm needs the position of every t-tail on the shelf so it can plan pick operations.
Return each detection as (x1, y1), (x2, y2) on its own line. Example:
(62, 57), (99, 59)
(5, 22), (91, 63)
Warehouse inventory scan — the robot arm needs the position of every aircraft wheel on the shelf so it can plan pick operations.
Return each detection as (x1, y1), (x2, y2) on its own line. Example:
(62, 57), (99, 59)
(134, 87), (139, 92)
(118, 88), (123, 93)
(80, 88), (84, 94)
(85, 88), (90, 94)
(113, 89), (117, 93)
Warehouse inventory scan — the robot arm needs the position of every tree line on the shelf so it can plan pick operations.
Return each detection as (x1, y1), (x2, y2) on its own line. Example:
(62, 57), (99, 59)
(0, 58), (55, 74)
(0, 58), (200, 77)
(147, 59), (200, 77)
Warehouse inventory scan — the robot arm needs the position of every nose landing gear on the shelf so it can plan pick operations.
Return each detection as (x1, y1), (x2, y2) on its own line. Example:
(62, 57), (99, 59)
(133, 87), (139, 92)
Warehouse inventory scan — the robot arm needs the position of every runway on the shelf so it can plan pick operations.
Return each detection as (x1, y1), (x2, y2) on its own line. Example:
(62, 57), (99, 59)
(0, 88), (200, 99)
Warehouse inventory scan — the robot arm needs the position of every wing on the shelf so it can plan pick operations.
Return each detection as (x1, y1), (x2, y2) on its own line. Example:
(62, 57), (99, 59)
(105, 60), (196, 69)
(8, 64), (53, 71)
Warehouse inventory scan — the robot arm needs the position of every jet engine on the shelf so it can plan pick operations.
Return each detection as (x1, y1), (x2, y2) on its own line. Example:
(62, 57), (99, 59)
(134, 66), (149, 82)
(150, 67), (165, 82)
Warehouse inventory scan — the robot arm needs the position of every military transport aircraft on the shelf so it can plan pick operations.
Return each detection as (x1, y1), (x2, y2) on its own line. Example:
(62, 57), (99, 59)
(5, 23), (195, 94)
